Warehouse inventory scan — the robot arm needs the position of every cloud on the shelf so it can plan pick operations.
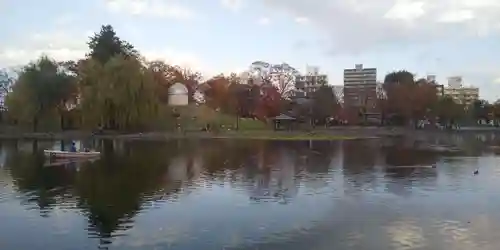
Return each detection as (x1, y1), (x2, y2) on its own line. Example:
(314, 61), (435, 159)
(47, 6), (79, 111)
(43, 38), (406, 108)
(257, 17), (270, 25)
(437, 9), (474, 23)
(54, 13), (77, 26)
(384, 1), (425, 21)
(0, 31), (89, 67)
(0, 29), (212, 78)
(220, 0), (244, 12)
(292, 40), (309, 50)
(142, 49), (205, 71)
(261, 0), (500, 53)
(294, 17), (309, 24)
(105, 0), (195, 20)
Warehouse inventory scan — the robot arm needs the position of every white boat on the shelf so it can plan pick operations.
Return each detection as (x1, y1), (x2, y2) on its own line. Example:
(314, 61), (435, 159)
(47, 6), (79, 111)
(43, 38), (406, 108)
(44, 150), (101, 158)
(44, 157), (99, 167)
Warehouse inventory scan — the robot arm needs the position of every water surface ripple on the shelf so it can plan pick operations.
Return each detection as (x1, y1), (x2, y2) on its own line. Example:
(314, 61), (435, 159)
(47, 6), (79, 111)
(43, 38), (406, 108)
(0, 138), (499, 250)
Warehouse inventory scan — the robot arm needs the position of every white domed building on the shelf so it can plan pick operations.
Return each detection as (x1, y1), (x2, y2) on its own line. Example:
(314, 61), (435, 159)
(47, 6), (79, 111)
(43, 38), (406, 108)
(168, 82), (189, 106)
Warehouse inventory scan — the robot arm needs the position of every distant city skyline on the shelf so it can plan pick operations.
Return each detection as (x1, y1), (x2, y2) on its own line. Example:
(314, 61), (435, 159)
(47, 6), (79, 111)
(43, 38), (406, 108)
(1, 0), (500, 101)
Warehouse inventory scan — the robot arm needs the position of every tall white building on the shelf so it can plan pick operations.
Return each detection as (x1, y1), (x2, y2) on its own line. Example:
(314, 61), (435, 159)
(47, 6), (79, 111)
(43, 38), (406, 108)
(343, 64), (377, 109)
(306, 65), (320, 76)
(447, 76), (463, 88)
(444, 76), (479, 107)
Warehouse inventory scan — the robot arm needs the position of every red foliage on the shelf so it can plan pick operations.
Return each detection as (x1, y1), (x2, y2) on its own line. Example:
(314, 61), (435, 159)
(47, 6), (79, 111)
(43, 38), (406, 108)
(204, 76), (230, 110)
(254, 85), (282, 120)
(384, 80), (438, 121)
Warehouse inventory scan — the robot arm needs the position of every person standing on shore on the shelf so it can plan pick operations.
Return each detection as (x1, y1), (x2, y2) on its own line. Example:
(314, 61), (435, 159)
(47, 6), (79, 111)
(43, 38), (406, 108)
(70, 141), (77, 152)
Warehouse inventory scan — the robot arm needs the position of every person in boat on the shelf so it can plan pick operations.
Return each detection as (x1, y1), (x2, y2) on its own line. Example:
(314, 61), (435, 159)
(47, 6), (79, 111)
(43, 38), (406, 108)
(70, 141), (77, 152)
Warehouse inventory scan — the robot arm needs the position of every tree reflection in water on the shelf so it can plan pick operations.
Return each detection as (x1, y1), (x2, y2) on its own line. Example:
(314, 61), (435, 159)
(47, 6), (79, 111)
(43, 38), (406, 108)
(1, 138), (447, 249)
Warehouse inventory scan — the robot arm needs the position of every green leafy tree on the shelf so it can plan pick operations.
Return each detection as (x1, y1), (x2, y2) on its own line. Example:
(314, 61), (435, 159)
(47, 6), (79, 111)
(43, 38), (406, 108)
(5, 56), (76, 131)
(383, 70), (414, 87)
(470, 99), (490, 123)
(78, 56), (160, 131)
(311, 85), (340, 124)
(492, 100), (500, 126)
(434, 96), (464, 127)
(87, 25), (138, 64)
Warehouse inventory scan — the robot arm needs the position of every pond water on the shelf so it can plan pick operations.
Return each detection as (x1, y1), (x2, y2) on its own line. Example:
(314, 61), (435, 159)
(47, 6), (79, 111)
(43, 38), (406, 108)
(1, 137), (500, 250)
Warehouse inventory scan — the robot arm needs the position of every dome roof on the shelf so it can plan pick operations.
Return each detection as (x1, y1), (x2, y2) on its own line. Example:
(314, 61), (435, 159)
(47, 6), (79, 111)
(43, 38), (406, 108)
(168, 82), (188, 95)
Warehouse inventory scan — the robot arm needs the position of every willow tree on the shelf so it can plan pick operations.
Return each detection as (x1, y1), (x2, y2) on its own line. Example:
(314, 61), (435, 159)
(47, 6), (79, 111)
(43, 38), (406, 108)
(78, 56), (160, 131)
(5, 56), (76, 131)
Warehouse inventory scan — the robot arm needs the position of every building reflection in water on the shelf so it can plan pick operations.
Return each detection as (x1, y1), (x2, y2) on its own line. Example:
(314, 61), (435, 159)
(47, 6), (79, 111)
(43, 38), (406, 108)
(2, 136), (500, 250)
(249, 145), (299, 203)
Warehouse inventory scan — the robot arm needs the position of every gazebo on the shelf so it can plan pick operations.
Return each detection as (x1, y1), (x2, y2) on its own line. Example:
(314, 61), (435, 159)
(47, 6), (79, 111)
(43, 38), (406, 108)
(271, 114), (296, 131)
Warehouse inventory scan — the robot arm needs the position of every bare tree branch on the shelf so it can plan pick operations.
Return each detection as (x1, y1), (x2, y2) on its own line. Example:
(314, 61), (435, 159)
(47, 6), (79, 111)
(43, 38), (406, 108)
(0, 69), (13, 94)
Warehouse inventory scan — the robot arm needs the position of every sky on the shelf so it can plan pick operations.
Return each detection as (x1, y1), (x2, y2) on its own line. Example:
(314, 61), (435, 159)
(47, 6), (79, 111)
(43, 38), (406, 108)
(1, 0), (500, 101)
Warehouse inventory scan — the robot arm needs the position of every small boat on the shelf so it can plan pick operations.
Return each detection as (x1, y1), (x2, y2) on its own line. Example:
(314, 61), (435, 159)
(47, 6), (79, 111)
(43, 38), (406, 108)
(44, 150), (101, 158)
(386, 165), (436, 169)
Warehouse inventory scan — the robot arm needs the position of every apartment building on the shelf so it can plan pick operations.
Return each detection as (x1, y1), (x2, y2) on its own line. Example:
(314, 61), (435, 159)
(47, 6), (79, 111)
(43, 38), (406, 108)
(448, 76), (463, 88)
(444, 86), (479, 106)
(294, 66), (328, 98)
(343, 64), (377, 109)
(425, 74), (444, 96)
(440, 76), (479, 106)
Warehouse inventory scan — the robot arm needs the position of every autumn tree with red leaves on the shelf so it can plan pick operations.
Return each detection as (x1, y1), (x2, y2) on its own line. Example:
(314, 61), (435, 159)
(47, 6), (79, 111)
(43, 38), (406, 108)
(253, 85), (282, 120)
(199, 70), (285, 121)
(203, 75), (231, 111)
(227, 83), (255, 118)
(383, 71), (439, 125)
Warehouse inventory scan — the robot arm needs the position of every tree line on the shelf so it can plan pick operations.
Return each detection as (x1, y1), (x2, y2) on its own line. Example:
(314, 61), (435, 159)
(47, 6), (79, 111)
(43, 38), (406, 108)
(1, 24), (498, 132)
(1, 24), (341, 132)
(380, 70), (500, 127)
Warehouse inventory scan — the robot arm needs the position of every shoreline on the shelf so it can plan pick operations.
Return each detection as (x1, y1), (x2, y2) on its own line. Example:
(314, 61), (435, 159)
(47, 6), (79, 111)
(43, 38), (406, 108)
(1, 126), (500, 141)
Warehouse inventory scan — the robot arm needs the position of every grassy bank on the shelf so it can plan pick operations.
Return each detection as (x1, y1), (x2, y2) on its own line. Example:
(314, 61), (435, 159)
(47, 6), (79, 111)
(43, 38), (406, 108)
(0, 130), (376, 141)
(208, 131), (363, 141)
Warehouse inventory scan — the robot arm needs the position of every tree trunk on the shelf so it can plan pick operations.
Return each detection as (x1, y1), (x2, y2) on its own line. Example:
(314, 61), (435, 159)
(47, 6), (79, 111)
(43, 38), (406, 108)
(60, 111), (65, 131)
(33, 116), (38, 132)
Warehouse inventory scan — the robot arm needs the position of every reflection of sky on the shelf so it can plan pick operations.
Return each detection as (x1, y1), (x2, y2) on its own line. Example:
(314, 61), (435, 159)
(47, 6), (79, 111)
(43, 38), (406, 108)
(112, 183), (339, 249)
(386, 219), (427, 250)
(0, 202), (93, 250)
(3, 139), (500, 249)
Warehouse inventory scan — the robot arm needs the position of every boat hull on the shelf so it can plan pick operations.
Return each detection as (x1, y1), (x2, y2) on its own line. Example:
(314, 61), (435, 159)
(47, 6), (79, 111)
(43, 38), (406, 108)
(44, 150), (101, 158)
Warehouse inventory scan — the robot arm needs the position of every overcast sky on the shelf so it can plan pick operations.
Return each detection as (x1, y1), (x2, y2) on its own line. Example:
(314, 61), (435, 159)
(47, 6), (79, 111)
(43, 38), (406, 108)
(1, 0), (500, 100)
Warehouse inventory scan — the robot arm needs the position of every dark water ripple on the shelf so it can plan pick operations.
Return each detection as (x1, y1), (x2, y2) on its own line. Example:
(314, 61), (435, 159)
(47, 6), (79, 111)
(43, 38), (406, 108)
(1, 138), (500, 249)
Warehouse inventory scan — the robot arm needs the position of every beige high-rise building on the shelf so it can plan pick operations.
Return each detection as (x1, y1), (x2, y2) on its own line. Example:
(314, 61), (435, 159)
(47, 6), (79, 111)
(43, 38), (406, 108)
(343, 64), (377, 108)
(443, 86), (479, 106)
(447, 76), (463, 88)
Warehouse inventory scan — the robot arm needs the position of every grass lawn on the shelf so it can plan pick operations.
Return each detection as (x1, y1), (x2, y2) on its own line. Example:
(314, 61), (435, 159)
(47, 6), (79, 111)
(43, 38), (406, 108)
(171, 105), (366, 141)
(172, 104), (268, 131)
